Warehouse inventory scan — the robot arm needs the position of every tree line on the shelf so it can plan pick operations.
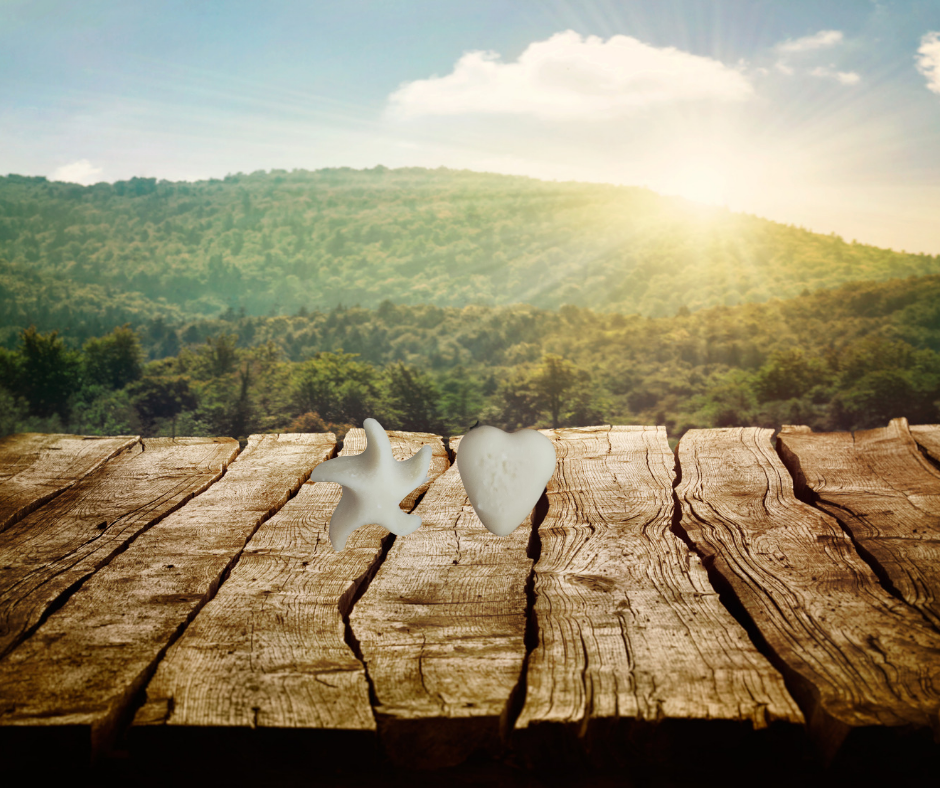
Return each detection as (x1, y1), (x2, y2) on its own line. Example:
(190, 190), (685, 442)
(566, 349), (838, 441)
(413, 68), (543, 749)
(3, 273), (939, 441)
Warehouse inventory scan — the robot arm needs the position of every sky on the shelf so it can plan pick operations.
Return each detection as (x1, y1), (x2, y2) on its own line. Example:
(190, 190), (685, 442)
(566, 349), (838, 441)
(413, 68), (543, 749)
(2, 0), (939, 254)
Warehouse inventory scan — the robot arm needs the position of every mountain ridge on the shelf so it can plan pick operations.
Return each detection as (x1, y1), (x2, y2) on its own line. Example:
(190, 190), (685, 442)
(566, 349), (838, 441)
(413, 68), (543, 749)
(1, 167), (937, 345)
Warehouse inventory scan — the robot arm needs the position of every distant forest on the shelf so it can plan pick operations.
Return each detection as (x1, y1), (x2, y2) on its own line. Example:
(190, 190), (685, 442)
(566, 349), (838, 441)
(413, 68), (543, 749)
(3, 274), (939, 441)
(2, 167), (939, 354)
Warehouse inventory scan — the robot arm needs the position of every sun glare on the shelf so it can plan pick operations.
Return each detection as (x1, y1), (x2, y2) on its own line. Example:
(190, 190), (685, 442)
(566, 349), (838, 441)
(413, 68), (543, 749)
(659, 160), (731, 207)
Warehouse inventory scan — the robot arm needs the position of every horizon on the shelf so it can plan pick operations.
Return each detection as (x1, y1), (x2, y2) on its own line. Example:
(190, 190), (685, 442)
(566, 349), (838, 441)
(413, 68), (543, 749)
(2, 1), (939, 254)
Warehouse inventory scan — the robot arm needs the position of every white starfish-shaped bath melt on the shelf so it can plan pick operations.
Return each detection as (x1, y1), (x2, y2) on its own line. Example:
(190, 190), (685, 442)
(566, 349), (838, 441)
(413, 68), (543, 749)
(310, 418), (432, 551)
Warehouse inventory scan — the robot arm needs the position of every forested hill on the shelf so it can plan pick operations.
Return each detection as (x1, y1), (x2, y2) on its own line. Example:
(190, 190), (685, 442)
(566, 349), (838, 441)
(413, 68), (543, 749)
(2, 167), (939, 343)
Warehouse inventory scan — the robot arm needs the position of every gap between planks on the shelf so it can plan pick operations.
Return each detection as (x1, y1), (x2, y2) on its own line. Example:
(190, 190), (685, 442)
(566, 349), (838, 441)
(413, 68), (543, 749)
(0, 433), (139, 534)
(0, 434), (337, 762)
(0, 437), (239, 661)
(778, 418), (940, 632)
(675, 426), (940, 765)
(513, 426), (802, 770)
(348, 433), (544, 769)
(7, 424), (940, 768)
(130, 429), (450, 765)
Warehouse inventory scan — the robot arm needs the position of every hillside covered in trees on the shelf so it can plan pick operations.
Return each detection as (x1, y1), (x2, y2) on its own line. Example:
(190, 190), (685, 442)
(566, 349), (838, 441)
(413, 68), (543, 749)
(2, 167), (939, 351)
(3, 274), (939, 441)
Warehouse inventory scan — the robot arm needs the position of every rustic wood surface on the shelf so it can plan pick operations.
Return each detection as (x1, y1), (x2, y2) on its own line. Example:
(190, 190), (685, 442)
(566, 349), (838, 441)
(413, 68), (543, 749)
(1, 423), (939, 775)
(676, 427), (940, 759)
(911, 423), (940, 464)
(0, 433), (137, 533)
(0, 433), (333, 760)
(349, 434), (534, 769)
(515, 426), (802, 758)
(0, 437), (237, 659)
(133, 429), (448, 743)
(779, 418), (940, 629)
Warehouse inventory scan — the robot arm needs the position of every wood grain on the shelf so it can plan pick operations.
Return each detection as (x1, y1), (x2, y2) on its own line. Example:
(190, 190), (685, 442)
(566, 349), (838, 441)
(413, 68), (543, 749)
(911, 424), (940, 465)
(779, 418), (940, 629)
(515, 426), (801, 759)
(676, 427), (940, 758)
(0, 437), (237, 659)
(0, 433), (332, 761)
(349, 434), (534, 769)
(0, 433), (137, 533)
(133, 429), (448, 747)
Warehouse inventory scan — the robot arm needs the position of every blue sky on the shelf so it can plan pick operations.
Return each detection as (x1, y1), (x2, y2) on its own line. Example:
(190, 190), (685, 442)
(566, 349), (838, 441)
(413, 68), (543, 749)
(2, 0), (939, 253)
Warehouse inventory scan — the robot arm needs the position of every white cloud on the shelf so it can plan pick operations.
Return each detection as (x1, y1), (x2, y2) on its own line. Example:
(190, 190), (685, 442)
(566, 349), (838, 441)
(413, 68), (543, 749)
(810, 66), (861, 85)
(775, 62), (794, 75)
(917, 31), (940, 95)
(51, 159), (103, 184)
(388, 30), (753, 120)
(777, 30), (844, 53)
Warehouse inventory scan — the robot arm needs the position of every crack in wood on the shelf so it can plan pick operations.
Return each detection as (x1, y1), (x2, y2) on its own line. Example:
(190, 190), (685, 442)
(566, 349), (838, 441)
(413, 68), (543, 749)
(0, 434), (333, 762)
(342, 529), (396, 710)
(676, 426), (940, 764)
(348, 433), (530, 768)
(12, 426), (940, 773)
(0, 438), (240, 662)
(128, 430), (448, 748)
(501, 488), (548, 742)
(778, 421), (940, 633)
(0, 435), (139, 535)
(515, 426), (801, 770)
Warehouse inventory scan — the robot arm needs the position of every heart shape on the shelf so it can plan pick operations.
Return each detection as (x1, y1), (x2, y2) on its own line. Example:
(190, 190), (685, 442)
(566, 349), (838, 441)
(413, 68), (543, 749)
(456, 426), (556, 536)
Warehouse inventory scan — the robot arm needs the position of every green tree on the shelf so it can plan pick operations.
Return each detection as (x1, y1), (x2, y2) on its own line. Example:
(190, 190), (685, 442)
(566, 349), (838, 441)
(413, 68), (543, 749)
(72, 387), (137, 436)
(0, 347), (20, 393)
(384, 363), (443, 433)
(439, 366), (484, 433)
(696, 370), (758, 428)
(0, 385), (28, 436)
(490, 368), (542, 431)
(204, 333), (239, 377)
(530, 354), (581, 429)
(566, 384), (608, 427)
(17, 326), (81, 419)
(83, 324), (143, 389)
(129, 376), (197, 434)
(293, 352), (380, 425)
(836, 370), (935, 429)
(837, 337), (915, 386)
(228, 363), (254, 439)
(753, 349), (829, 402)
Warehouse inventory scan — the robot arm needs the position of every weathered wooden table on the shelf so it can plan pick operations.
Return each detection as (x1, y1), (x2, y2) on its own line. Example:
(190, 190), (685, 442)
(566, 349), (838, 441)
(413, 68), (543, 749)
(1, 420), (939, 785)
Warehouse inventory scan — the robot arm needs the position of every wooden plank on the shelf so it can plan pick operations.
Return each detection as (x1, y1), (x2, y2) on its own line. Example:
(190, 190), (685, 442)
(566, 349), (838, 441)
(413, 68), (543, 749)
(515, 426), (802, 761)
(0, 433), (137, 533)
(0, 437), (237, 659)
(676, 427), (940, 759)
(911, 423), (940, 464)
(0, 434), (333, 761)
(132, 429), (449, 751)
(348, 434), (534, 769)
(779, 418), (940, 630)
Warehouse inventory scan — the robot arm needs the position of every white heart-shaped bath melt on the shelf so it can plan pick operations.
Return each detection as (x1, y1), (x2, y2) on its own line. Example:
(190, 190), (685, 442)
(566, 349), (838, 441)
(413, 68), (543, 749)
(456, 426), (556, 536)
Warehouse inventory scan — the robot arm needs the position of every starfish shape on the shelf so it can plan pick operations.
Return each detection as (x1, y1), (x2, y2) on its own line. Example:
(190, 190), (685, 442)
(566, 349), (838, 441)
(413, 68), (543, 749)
(310, 418), (432, 551)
